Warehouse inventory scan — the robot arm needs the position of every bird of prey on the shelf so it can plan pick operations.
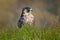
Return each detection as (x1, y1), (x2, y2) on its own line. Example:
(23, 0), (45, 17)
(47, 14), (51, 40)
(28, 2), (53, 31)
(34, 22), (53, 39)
(18, 7), (34, 28)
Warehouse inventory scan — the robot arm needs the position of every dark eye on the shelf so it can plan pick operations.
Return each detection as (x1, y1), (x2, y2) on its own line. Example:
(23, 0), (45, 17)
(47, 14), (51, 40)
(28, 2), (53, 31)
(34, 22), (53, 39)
(27, 10), (30, 12)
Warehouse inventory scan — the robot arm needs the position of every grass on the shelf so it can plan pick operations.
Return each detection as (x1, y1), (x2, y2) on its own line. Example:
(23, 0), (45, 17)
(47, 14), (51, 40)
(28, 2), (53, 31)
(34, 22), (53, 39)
(0, 25), (60, 40)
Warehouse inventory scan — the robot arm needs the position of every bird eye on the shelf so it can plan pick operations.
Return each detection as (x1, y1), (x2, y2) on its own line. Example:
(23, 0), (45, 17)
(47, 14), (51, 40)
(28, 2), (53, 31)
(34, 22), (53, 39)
(27, 10), (30, 12)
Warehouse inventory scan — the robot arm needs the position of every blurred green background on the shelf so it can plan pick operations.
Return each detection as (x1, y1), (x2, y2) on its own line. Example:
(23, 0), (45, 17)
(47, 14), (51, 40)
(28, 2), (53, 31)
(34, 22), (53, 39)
(0, 0), (60, 40)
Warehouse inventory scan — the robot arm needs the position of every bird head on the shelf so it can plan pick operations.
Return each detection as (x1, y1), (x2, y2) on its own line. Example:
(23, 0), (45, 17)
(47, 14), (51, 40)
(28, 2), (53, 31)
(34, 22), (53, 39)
(22, 7), (33, 14)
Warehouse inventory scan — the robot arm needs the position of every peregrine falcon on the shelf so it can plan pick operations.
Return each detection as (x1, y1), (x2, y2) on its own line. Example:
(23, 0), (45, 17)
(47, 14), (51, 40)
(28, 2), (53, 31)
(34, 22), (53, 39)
(18, 7), (34, 28)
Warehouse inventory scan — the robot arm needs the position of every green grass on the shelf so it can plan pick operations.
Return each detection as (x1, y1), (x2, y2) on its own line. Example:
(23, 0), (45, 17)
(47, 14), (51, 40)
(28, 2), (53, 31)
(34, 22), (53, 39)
(0, 25), (60, 40)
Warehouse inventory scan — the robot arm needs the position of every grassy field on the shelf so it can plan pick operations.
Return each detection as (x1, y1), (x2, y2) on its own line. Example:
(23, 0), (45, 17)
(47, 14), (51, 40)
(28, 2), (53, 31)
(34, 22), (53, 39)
(0, 25), (60, 40)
